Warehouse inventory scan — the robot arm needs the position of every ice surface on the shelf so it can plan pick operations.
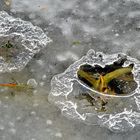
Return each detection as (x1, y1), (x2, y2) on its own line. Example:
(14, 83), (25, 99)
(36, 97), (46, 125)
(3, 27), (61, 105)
(0, 11), (52, 73)
(1, 0), (140, 139)
(8, 0), (140, 58)
(49, 50), (140, 132)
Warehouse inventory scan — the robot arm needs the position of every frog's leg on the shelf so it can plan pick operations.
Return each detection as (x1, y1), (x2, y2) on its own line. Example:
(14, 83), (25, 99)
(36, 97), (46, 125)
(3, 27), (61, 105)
(104, 66), (133, 84)
(98, 75), (116, 95)
(99, 75), (108, 92)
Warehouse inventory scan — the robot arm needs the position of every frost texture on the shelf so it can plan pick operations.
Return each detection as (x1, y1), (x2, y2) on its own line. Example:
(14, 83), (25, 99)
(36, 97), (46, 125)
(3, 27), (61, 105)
(49, 49), (140, 132)
(0, 11), (52, 73)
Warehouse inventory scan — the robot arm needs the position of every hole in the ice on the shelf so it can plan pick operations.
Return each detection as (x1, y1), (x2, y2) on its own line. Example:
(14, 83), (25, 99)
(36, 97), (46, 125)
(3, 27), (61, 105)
(49, 50), (140, 132)
(77, 57), (138, 97)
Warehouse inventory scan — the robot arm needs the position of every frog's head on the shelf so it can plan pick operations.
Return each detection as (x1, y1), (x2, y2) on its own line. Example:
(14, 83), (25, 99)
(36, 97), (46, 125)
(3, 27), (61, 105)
(77, 64), (104, 90)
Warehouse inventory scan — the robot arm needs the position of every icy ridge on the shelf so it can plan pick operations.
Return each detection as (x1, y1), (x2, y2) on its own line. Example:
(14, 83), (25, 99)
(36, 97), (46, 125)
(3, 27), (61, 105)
(0, 11), (52, 73)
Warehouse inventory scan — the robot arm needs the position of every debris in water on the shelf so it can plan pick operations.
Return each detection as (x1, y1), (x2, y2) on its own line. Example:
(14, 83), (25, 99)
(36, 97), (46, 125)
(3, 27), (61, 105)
(72, 41), (81, 45)
(0, 82), (34, 91)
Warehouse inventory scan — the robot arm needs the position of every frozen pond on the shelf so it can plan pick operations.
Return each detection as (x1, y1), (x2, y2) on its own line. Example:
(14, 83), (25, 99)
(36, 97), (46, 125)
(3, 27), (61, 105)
(0, 0), (140, 139)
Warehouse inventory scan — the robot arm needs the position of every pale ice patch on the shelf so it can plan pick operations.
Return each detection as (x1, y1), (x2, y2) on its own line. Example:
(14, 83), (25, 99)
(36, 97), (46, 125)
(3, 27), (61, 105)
(0, 11), (52, 73)
(49, 49), (140, 132)
(56, 51), (79, 61)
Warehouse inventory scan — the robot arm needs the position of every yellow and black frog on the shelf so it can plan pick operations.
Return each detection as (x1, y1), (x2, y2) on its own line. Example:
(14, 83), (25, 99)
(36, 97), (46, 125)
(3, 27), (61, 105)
(77, 58), (137, 112)
(77, 58), (137, 95)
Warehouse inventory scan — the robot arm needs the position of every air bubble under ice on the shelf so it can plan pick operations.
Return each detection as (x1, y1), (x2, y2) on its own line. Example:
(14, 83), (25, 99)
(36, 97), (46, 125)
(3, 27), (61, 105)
(0, 11), (52, 73)
(49, 49), (140, 132)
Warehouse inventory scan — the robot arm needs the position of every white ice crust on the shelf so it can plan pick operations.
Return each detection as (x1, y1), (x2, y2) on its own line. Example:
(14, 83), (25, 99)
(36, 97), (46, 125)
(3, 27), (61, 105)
(0, 11), (52, 73)
(49, 49), (140, 132)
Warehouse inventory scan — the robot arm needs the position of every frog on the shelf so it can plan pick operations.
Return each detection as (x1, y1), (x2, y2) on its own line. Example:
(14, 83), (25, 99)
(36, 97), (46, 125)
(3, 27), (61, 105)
(77, 57), (137, 95)
(76, 57), (137, 112)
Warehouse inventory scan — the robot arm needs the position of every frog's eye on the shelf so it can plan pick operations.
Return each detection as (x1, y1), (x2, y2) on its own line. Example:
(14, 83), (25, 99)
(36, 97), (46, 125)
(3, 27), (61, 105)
(93, 73), (100, 80)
